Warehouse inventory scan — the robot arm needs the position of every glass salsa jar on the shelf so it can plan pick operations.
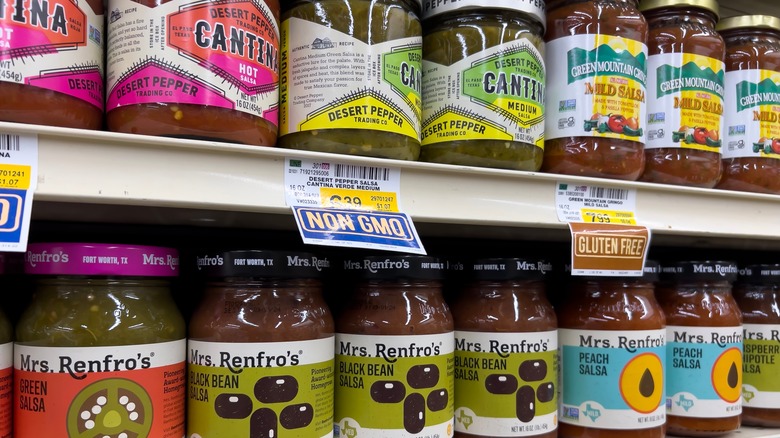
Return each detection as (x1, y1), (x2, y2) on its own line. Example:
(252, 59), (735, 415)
(733, 264), (780, 427)
(716, 15), (780, 195)
(187, 250), (334, 437)
(656, 260), (742, 436)
(335, 255), (454, 437)
(543, 0), (648, 180)
(15, 243), (186, 438)
(0, 0), (104, 129)
(639, 0), (725, 188)
(451, 257), (557, 438)
(557, 262), (666, 438)
(105, 0), (280, 145)
(0, 291), (10, 437)
(419, 2), (546, 171)
(279, 0), (422, 160)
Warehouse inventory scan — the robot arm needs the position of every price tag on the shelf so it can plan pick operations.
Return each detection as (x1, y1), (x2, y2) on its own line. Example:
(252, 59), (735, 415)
(285, 158), (425, 254)
(0, 133), (38, 252)
(556, 182), (648, 276)
(555, 182), (637, 225)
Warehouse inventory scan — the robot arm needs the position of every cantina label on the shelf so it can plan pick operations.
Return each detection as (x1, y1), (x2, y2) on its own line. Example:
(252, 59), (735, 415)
(723, 70), (780, 160)
(422, 40), (545, 147)
(0, 0), (104, 108)
(546, 34), (647, 143)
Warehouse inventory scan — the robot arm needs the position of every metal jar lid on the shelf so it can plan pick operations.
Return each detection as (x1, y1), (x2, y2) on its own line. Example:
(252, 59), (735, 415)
(639, 0), (719, 19)
(717, 14), (780, 32)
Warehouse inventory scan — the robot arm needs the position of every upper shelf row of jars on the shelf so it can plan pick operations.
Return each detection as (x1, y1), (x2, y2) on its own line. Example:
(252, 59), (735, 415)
(1, 0), (779, 195)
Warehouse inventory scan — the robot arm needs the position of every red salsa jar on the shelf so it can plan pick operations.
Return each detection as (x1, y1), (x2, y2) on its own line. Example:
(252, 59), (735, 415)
(543, 0), (648, 181)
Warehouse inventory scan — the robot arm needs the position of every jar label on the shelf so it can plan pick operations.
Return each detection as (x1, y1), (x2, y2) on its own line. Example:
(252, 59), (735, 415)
(334, 332), (454, 438)
(280, 17), (422, 141)
(0, 342), (11, 437)
(421, 39), (545, 148)
(545, 34), (648, 143)
(723, 69), (780, 160)
(187, 337), (335, 438)
(666, 325), (742, 417)
(559, 328), (666, 429)
(13, 339), (186, 437)
(0, 0), (104, 108)
(453, 330), (557, 436)
(742, 324), (780, 408)
(645, 53), (725, 152)
(105, 0), (279, 124)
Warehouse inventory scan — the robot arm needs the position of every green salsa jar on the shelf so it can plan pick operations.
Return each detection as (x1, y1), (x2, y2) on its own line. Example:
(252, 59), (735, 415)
(420, 0), (546, 170)
(279, 0), (423, 160)
(15, 243), (186, 438)
(0, 255), (12, 438)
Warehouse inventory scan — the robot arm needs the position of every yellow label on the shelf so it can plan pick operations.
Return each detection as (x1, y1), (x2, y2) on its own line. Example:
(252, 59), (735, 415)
(0, 165), (31, 189)
(299, 92), (418, 139)
(421, 107), (512, 145)
(581, 209), (637, 225)
(320, 188), (399, 212)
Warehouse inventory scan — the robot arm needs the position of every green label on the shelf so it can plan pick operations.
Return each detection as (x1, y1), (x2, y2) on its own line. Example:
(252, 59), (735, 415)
(656, 61), (724, 99)
(187, 338), (334, 437)
(742, 324), (780, 408)
(454, 331), (557, 436)
(735, 79), (780, 112)
(335, 333), (454, 438)
(567, 44), (647, 86)
(382, 45), (423, 119)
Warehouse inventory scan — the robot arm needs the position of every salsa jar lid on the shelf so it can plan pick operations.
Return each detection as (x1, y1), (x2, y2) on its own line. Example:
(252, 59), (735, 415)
(469, 257), (552, 281)
(717, 15), (780, 32)
(660, 260), (738, 282)
(25, 243), (179, 277)
(343, 255), (445, 280)
(195, 250), (330, 279)
(421, 0), (545, 27)
(738, 264), (780, 283)
(639, 0), (719, 18)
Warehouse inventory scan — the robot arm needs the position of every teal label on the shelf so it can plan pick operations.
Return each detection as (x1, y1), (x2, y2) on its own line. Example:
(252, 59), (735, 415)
(666, 325), (742, 418)
(560, 329), (665, 429)
(735, 79), (780, 112)
(567, 45), (647, 86)
(655, 62), (724, 99)
(335, 333), (454, 438)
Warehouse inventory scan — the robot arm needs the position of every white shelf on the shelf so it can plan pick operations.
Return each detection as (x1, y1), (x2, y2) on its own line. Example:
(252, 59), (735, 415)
(3, 121), (779, 249)
(670, 426), (780, 437)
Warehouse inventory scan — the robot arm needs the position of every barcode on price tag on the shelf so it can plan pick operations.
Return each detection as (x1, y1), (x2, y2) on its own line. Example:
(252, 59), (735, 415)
(334, 164), (391, 181)
(555, 182), (638, 224)
(0, 135), (21, 152)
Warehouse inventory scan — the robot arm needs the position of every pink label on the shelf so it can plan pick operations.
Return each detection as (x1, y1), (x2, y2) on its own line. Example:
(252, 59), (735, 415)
(25, 243), (179, 277)
(0, 0), (104, 108)
(26, 67), (103, 109)
(107, 57), (233, 110)
(106, 0), (278, 124)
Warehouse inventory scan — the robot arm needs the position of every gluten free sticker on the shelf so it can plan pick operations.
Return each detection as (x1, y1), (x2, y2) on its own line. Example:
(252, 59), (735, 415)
(569, 223), (650, 276)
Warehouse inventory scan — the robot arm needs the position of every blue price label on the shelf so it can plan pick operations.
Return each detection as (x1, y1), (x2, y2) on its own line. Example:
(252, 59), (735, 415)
(0, 189), (25, 243)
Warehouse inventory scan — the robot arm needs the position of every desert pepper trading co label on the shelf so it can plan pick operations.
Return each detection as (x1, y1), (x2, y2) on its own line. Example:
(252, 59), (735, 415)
(280, 17), (421, 141)
(666, 326), (742, 418)
(559, 329), (666, 429)
(334, 333), (454, 438)
(14, 340), (186, 437)
(284, 157), (425, 254)
(421, 40), (545, 147)
(106, 0), (279, 124)
(187, 338), (334, 437)
(546, 34), (647, 143)
(0, 0), (104, 108)
(723, 69), (780, 159)
(645, 53), (724, 152)
(454, 331), (557, 436)
(740, 324), (780, 408)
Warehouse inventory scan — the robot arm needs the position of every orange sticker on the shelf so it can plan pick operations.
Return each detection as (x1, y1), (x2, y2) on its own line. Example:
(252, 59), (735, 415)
(569, 222), (650, 275)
